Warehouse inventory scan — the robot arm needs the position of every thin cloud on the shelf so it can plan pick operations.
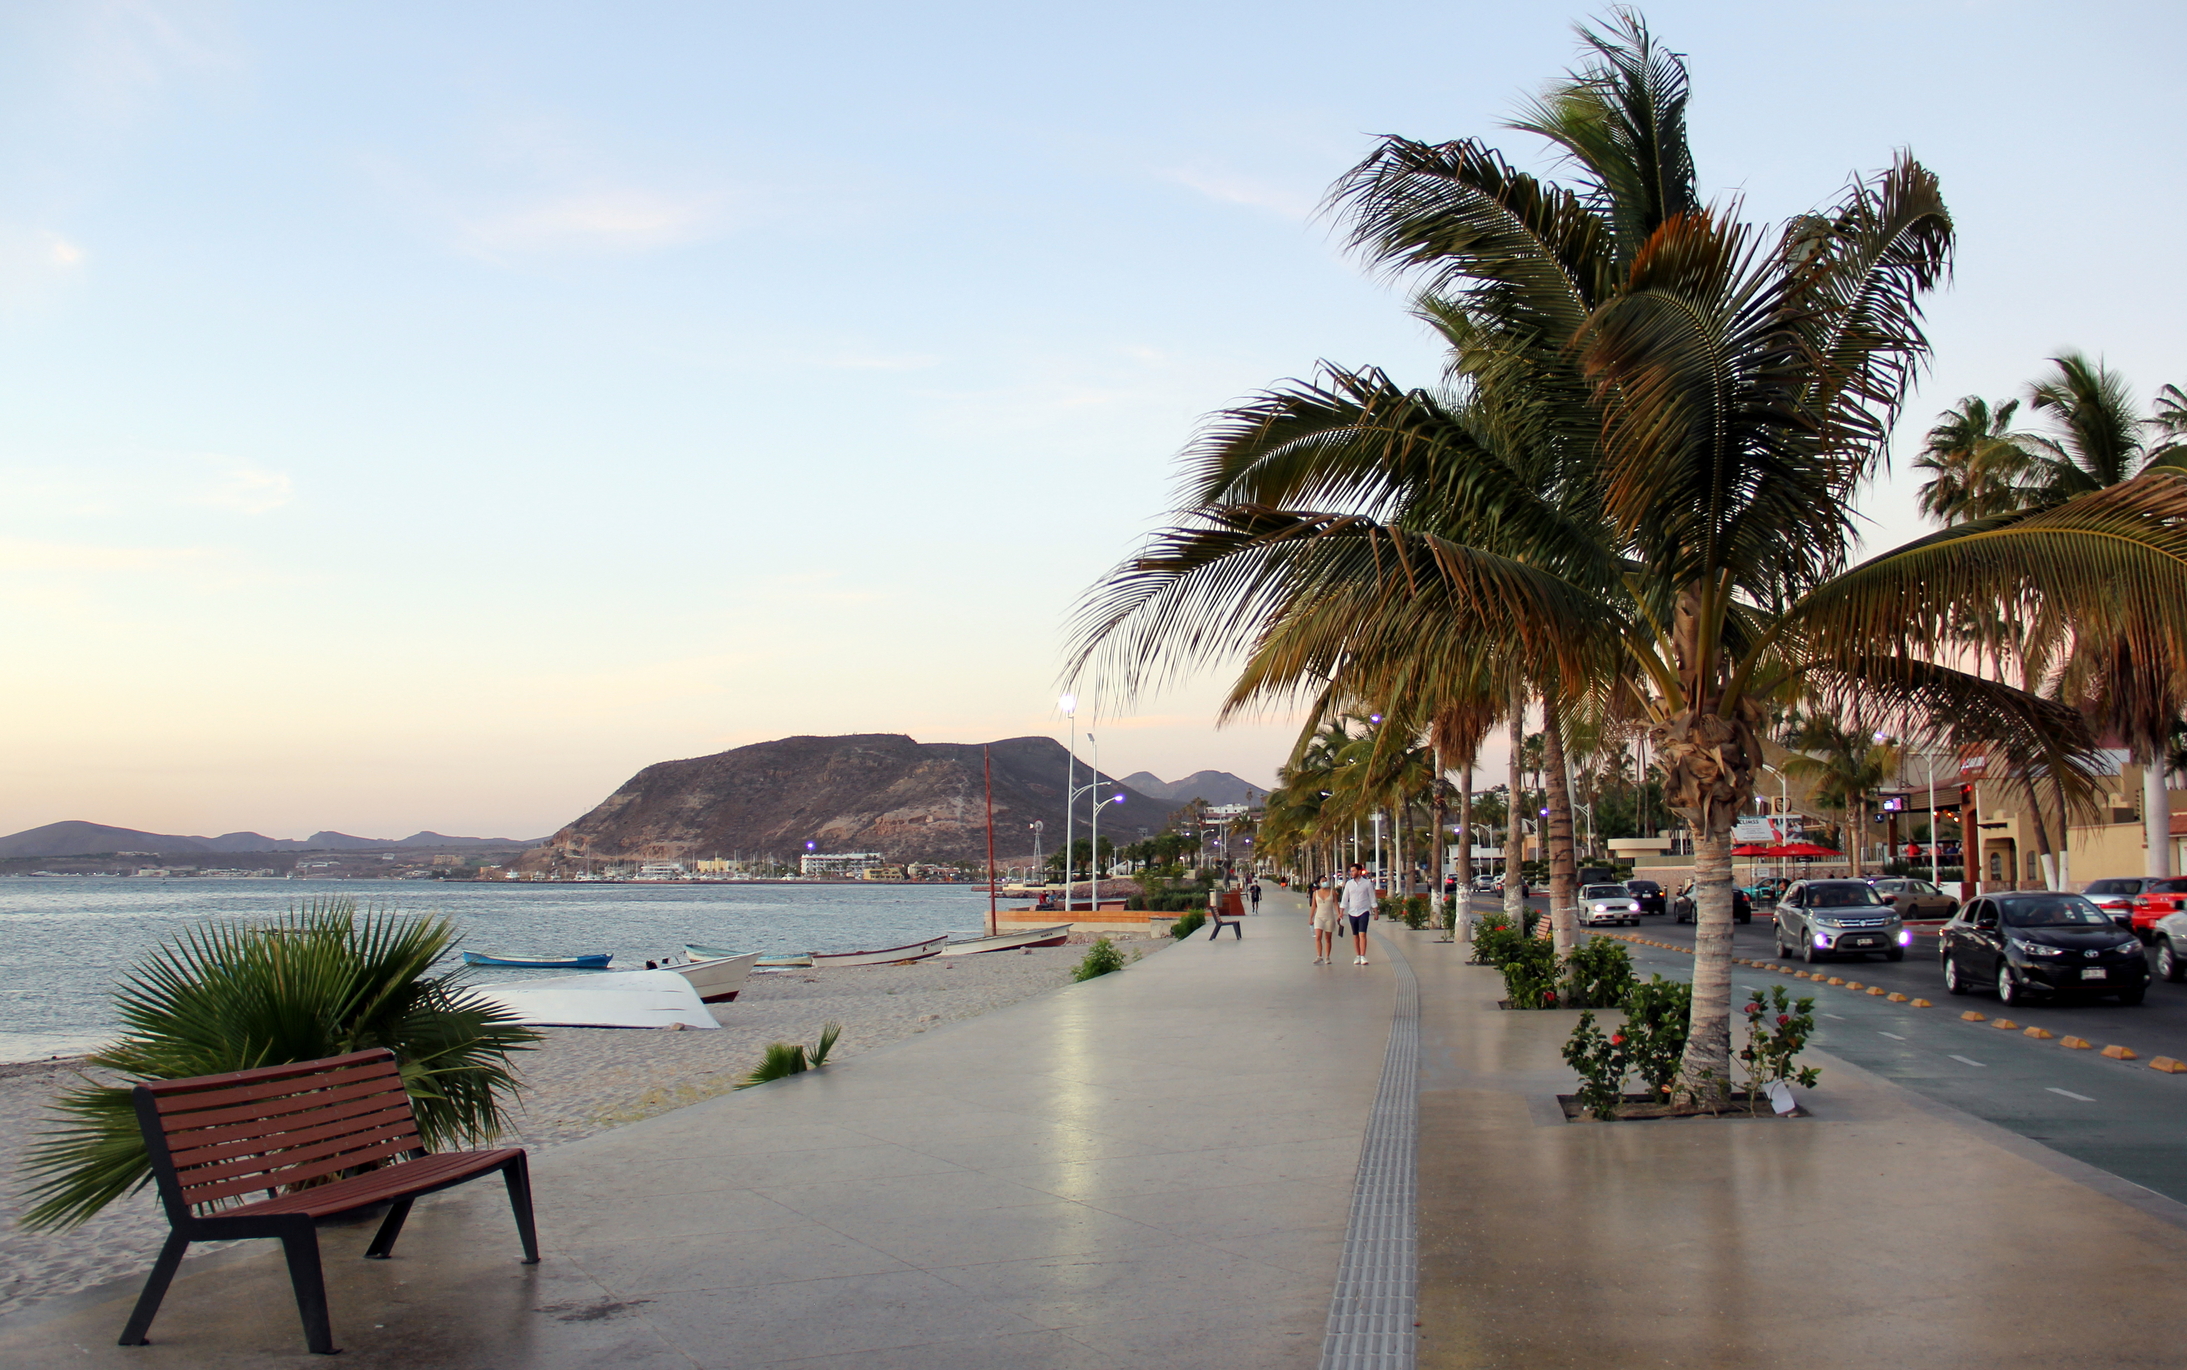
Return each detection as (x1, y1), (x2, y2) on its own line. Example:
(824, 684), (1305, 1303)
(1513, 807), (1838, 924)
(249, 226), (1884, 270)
(184, 458), (292, 515)
(1156, 165), (1316, 220)
(457, 187), (729, 256)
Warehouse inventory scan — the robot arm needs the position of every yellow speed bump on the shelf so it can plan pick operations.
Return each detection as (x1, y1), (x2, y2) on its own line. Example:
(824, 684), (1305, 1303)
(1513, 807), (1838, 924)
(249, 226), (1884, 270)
(2023, 1026), (2055, 1040)
(2103, 1044), (2139, 1060)
(1910, 999), (1933, 1008)
(1845, 981), (1864, 990)
(1961, 1012), (1986, 1022)
(1827, 977), (1846, 986)
(2061, 1036), (2092, 1050)
(1866, 987), (1887, 996)
(1887, 992), (1908, 1002)
(1991, 1018), (2019, 1030)
(2151, 1057), (2187, 1074)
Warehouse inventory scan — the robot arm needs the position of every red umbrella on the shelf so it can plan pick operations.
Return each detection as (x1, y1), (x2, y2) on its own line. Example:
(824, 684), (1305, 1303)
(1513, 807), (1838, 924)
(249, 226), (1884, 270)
(1732, 841), (1842, 858)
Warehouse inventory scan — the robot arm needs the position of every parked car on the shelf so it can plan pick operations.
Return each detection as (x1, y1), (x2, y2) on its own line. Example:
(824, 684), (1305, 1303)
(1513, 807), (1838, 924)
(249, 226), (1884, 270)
(2126, 878), (2187, 941)
(2083, 877), (2160, 929)
(2151, 910), (2187, 982)
(1581, 882), (1642, 927)
(1669, 882), (1751, 924)
(1864, 877), (1958, 921)
(1471, 874), (1501, 894)
(1941, 891), (2148, 1005)
(1624, 879), (1666, 916)
(1773, 879), (1906, 962)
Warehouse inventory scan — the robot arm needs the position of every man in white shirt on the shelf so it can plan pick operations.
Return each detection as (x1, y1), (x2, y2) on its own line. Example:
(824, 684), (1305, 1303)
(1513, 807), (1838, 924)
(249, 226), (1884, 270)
(1339, 864), (1378, 965)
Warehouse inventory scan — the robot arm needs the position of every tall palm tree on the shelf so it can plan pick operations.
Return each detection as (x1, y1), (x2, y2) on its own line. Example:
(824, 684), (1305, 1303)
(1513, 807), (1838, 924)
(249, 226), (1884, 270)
(1913, 397), (2036, 523)
(2014, 354), (2187, 503)
(1071, 15), (2187, 1101)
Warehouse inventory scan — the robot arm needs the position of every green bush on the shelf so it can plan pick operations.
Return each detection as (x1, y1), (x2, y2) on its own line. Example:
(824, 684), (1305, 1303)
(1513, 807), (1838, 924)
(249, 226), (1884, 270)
(739, 1021), (842, 1089)
(1737, 985), (1821, 1106)
(1558, 975), (1692, 1117)
(1171, 910), (1206, 939)
(1561, 1011), (1626, 1118)
(19, 899), (537, 1231)
(1439, 896), (1458, 932)
(1074, 938), (1126, 980)
(1401, 894), (1430, 930)
(1470, 915), (1527, 967)
(1500, 938), (1560, 1008)
(1564, 937), (1635, 1009)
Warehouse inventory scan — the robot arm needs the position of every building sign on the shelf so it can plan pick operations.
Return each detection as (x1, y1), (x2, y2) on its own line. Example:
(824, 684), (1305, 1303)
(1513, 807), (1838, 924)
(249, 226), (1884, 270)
(1732, 816), (1789, 844)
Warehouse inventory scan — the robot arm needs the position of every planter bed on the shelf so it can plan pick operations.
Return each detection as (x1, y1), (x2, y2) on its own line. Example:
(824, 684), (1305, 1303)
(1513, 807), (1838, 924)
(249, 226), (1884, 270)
(1556, 1092), (1803, 1121)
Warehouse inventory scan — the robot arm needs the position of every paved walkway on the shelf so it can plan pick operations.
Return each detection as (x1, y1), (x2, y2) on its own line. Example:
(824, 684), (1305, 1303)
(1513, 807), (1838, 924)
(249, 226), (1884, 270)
(0, 893), (1400, 1368)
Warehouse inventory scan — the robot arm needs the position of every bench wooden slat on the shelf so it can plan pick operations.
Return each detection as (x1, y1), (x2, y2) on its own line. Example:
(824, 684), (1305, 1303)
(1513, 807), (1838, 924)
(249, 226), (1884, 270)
(172, 1107), (421, 1192)
(182, 1132), (417, 1206)
(226, 1147), (524, 1218)
(156, 1075), (409, 1134)
(137, 1048), (396, 1097)
(151, 1058), (404, 1116)
(167, 1102), (418, 1172)
(164, 1082), (412, 1152)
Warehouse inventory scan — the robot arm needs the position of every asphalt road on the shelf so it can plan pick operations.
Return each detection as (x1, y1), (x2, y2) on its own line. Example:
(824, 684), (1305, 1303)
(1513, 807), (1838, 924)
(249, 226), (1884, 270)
(1471, 894), (2187, 1206)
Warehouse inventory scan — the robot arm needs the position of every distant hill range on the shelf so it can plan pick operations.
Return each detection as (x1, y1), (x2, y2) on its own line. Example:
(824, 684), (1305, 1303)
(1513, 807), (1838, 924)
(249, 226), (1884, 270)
(530, 733), (1177, 866)
(1118, 769), (1266, 808)
(0, 821), (540, 860)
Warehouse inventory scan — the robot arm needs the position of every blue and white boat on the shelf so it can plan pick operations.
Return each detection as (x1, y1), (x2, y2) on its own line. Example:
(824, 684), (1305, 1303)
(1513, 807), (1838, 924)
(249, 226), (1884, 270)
(462, 950), (612, 970)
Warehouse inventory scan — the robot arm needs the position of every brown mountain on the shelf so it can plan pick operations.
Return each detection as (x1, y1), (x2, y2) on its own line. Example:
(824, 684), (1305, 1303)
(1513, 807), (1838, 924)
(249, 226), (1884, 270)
(528, 734), (1174, 866)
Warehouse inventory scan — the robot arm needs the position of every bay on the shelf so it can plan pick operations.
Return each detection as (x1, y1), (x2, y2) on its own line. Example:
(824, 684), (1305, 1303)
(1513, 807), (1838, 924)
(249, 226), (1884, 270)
(0, 878), (999, 1062)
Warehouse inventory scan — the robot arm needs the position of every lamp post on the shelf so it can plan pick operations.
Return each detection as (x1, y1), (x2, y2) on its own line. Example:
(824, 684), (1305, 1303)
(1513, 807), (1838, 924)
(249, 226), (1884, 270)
(1059, 693), (1077, 914)
(1371, 810), (1384, 891)
(1029, 820), (1043, 885)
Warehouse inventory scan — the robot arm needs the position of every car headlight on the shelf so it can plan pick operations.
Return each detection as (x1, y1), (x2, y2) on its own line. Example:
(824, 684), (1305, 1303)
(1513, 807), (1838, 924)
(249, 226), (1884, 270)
(1897, 930), (1912, 945)
(2117, 941), (2142, 955)
(1811, 916), (1841, 928)
(2011, 939), (2064, 957)
(1813, 933), (1829, 947)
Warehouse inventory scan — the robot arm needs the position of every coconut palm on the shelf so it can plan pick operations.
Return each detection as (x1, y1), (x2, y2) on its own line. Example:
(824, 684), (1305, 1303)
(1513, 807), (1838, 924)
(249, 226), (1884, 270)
(20, 899), (536, 1231)
(2013, 354), (2187, 504)
(1913, 397), (2036, 523)
(1072, 14), (2187, 1101)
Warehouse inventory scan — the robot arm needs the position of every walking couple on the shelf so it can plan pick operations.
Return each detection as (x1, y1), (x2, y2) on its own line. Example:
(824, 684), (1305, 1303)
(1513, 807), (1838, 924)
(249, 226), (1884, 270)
(1311, 864), (1376, 965)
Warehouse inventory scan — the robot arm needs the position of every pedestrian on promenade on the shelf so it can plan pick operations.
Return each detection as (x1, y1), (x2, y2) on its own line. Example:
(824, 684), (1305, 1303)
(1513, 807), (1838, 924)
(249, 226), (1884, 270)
(1310, 877), (1342, 964)
(1247, 880), (1262, 914)
(1340, 863), (1377, 965)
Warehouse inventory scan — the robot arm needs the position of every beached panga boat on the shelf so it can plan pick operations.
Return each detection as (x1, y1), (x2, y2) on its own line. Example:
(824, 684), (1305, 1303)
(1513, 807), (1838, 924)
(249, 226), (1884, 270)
(810, 935), (949, 968)
(687, 944), (813, 969)
(667, 951), (761, 1004)
(471, 970), (716, 1029)
(938, 924), (1072, 957)
(462, 950), (611, 970)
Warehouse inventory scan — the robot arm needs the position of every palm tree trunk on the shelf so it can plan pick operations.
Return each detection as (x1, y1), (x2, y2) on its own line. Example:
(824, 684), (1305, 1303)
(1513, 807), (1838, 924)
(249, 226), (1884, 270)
(1505, 691), (1527, 927)
(1679, 828), (1737, 1100)
(1541, 703), (1579, 960)
(1848, 799), (1866, 878)
(2145, 755), (2173, 879)
(1459, 766), (1474, 889)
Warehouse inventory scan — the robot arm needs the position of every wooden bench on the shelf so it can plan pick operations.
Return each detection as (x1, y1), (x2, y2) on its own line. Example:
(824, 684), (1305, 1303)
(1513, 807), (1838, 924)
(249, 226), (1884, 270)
(1208, 890), (1244, 940)
(120, 1047), (538, 1355)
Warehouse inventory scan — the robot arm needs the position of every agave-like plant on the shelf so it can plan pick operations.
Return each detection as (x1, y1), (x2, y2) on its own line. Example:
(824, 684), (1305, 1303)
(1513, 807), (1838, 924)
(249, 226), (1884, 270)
(18, 898), (537, 1231)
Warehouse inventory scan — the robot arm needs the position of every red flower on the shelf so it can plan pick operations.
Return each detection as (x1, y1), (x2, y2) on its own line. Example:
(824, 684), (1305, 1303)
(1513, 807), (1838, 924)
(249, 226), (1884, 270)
(1610, 1033), (1625, 1046)
(1745, 1002), (1761, 1014)
(1776, 1014), (1790, 1027)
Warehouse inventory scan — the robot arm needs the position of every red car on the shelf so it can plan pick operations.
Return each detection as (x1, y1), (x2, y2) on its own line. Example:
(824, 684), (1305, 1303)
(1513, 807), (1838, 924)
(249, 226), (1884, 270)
(2128, 877), (2187, 940)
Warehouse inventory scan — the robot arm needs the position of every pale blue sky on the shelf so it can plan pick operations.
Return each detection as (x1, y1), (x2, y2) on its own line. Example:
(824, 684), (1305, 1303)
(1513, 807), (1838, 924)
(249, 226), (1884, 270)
(0, 1), (2178, 839)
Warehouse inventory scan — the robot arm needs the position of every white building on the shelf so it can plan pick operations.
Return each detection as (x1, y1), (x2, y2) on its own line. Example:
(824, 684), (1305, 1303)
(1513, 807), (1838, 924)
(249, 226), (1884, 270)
(800, 851), (883, 879)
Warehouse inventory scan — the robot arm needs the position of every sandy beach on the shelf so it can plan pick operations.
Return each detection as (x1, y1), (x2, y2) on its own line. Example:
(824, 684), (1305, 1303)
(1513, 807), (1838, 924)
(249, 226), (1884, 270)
(0, 931), (1168, 1314)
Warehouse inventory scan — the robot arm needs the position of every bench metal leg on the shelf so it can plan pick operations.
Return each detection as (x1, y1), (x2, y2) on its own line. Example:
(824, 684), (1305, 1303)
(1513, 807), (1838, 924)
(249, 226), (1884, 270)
(504, 1154), (541, 1263)
(278, 1221), (337, 1354)
(118, 1232), (189, 1346)
(363, 1197), (413, 1259)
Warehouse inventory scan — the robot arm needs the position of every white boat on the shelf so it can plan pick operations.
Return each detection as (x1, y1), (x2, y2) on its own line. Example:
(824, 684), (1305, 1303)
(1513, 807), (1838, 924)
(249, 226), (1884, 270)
(810, 935), (949, 968)
(689, 944), (813, 969)
(667, 951), (760, 1004)
(472, 970), (718, 1029)
(938, 924), (1072, 957)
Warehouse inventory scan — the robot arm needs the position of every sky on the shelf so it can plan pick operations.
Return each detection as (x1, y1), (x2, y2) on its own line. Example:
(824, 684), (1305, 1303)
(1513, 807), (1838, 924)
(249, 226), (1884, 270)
(0, 1), (2179, 840)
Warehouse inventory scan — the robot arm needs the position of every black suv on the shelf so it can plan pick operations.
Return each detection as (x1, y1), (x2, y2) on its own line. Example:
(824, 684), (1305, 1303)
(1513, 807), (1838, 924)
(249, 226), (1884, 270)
(1941, 892), (2149, 1006)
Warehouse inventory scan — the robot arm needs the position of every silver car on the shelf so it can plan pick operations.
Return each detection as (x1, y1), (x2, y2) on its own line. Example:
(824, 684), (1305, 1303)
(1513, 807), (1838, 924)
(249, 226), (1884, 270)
(1581, 882), (1641, 927)
(1773, 878), (1908, 962)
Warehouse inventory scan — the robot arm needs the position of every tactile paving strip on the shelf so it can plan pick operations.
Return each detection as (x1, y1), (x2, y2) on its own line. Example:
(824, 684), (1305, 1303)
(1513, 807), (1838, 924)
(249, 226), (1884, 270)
(1318, 932), (1418, 1370)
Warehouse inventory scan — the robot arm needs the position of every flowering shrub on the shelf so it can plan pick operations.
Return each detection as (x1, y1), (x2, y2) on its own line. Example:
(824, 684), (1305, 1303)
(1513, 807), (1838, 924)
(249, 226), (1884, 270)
(1556, 974), (1692, 1117)
(1561, 1011), (1626, 1117)
(1564, 937), (1635, 1009)
(1738, 985), (1821, 1106)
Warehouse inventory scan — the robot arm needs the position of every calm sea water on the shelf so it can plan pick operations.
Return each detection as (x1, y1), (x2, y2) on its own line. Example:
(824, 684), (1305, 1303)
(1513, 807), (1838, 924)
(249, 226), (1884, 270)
(0, 879), (999, 1061)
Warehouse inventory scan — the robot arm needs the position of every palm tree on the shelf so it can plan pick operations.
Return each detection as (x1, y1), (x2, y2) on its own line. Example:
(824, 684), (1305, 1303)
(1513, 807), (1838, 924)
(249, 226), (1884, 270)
(1913, 397), (2036, 523)
(1779, 716), (1898, 876)
(2014, 354), (2187, 503)
(1071, 14), (2187, 1101)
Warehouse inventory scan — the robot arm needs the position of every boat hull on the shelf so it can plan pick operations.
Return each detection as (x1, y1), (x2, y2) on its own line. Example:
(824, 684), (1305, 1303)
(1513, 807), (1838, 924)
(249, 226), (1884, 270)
(689, 944), (815, 970)
(810, 935), (949, 968)
(938, 925), (1073, 956)
(462, 951), (612, 970)
(472, 970), (716, 1029)
(669, 952), (760, 1004)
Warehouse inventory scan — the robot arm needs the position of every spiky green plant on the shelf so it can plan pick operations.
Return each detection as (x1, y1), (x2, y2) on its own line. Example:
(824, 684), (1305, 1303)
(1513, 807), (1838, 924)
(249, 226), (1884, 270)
(738, 1021), (843, 1088)
(17, 898), (537, 1231)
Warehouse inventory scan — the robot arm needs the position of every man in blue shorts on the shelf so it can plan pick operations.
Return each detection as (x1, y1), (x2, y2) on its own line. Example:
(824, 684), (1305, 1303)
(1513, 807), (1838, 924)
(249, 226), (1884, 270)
(1339, 863), (1378, 965)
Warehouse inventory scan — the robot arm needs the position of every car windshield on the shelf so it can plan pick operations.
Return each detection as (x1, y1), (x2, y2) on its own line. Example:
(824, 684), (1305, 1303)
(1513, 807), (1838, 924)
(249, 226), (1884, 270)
(1807, 884), (1884, 908)
(1582, 885), (1629, 899)
(2087, 880), (2132, 895)
(1871, 881), (1905, 892)
(2000, 897), (2109, 928)
(1626, 882), (1659, 893)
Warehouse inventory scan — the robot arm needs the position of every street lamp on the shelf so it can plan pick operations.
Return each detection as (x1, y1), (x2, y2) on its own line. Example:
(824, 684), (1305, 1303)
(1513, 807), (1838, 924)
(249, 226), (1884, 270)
(1371, 811), (1385, 889)
(1029, 820), (1044, 884)
(1059, 693), (1077, 913)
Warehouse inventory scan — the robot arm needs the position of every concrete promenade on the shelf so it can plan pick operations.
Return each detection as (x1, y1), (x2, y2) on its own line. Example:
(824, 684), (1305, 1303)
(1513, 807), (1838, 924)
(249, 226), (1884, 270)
(0, 892), (1393, 1368)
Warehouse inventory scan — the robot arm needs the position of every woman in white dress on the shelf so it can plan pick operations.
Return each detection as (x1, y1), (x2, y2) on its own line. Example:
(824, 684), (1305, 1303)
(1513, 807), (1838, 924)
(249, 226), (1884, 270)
(1310, 878), (1343, 964)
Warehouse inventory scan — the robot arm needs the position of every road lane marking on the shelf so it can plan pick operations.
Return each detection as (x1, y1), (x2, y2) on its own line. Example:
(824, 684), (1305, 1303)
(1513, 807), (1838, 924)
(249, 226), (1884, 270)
(1879, 1032), (1906, 1040)
(2046, 1087), (2096, 1102)
(1823, 1013), (1845, 1020)
(1949, 1055), (1987, 1068)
